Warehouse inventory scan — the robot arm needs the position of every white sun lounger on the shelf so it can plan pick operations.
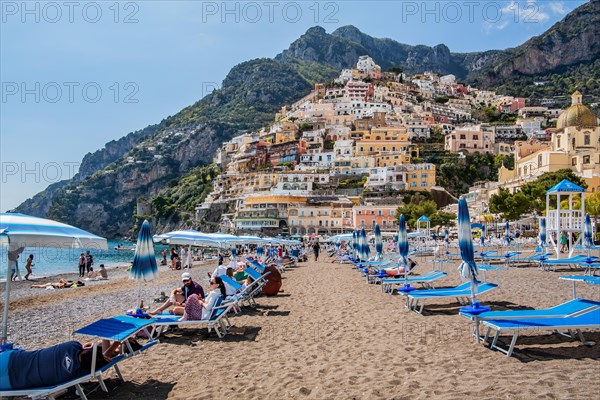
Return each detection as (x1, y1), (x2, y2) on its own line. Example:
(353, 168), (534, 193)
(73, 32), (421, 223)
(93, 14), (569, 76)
(151, 297), (236, 338)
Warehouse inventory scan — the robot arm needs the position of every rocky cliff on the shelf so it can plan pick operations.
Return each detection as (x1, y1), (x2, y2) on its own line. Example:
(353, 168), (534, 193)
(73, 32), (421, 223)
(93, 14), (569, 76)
(470, 0), (600, 85)
(18, 58), (336, 237)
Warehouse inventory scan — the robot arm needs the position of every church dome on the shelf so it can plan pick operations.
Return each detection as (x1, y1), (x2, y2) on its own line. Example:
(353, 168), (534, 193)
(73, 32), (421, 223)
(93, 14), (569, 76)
(557, 91), (598, 130)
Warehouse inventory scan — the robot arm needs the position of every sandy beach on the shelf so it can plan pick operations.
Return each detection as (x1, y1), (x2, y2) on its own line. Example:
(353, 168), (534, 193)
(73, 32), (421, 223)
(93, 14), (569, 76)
(2, 253), (599, 399)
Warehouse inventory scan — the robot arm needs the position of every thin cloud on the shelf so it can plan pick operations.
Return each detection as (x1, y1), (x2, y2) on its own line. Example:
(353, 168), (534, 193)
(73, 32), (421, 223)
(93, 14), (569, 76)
(549, 1), (570, 15)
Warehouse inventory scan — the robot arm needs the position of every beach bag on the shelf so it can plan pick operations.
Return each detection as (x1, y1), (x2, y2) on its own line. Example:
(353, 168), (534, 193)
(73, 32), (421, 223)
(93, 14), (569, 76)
(175, 260), (182, 270)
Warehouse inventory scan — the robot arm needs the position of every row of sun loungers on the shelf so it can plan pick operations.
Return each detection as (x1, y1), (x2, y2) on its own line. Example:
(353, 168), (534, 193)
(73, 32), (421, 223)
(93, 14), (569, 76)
(1, 257), (284, 400)
(344, 248), (600, 358)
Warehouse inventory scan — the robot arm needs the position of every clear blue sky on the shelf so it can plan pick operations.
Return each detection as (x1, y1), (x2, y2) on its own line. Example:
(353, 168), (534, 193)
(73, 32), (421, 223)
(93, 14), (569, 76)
(0, 0), (587, 211)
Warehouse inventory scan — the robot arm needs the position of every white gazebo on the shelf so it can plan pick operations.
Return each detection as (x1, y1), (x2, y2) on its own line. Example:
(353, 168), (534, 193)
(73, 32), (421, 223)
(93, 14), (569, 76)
(545, 179), (586, 258)
(416, 215), (431, 238)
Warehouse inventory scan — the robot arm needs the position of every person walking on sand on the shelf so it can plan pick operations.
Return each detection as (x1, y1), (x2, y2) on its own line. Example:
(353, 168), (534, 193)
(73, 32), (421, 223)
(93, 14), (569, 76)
(559, 231), (568, 253)
(78, 253), (86, 277)
(24, 254), (34, 280)
(313, 241), (320, 262)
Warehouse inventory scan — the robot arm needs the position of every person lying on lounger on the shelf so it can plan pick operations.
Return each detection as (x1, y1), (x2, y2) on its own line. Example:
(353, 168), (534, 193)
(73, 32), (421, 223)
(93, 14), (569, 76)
(30, 279), (85, 289)
(0, 339), (131, 390)
(367, 258), (417, 277)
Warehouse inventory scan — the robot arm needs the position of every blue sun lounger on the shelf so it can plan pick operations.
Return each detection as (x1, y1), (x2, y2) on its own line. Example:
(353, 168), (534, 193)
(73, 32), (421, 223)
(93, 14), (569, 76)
(539, 255), (598, 272)
(461, 298), (600, 342)
(481, 308), (600, 357)
(559, 276), (600, 298)
(381, 271), (448, 294)
(0, 316), (158, 400)
(511, 253), (553, 264)
(401, 282), (499, 314)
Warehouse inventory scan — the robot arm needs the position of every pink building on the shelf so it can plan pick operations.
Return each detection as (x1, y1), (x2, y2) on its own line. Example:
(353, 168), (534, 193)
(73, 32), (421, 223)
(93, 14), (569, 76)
(445, 125), (495, 154)
(352, 205), (398, 231)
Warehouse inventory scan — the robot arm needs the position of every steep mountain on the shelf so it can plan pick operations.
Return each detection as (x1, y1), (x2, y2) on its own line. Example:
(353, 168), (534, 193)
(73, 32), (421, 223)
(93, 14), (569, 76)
(14, 1), (599, 237)
(19, 59), (338, 237)
(275, 25), (487, 77)
(17, 124), (162, 217)
(470, 0), (600, 86)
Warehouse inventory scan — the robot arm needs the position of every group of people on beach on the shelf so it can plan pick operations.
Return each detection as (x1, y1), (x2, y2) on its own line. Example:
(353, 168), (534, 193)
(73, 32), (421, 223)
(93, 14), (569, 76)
(77, 251), (94, 277)
(9, 253), (34, 281)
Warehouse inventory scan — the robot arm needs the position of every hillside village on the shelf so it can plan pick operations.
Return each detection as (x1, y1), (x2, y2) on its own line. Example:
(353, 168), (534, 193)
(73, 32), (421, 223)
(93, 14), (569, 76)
(189, 56), (599, 238)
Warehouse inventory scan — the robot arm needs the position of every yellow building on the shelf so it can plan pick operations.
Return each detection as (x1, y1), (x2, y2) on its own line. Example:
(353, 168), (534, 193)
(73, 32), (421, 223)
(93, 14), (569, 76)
(375, 152), (412, 167)
(275, 121), (298, 144)
(498, 92), (600, 192)
(355, 127), (411, 156)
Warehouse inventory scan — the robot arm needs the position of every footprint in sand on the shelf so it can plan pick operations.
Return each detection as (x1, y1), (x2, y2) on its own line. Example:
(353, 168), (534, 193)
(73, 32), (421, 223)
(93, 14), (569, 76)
(299, 387), (311, 395)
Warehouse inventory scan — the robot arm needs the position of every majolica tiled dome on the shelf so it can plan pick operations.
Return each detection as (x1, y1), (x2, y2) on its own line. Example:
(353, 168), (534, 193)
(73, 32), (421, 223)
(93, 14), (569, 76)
(557, 91), (598, 130)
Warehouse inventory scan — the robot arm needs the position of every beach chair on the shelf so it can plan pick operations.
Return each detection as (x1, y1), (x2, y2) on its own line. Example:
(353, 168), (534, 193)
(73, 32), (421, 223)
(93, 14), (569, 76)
(539, 255), (598, 272)
(247, 258), (267, 273)
(478, 251), (522, 266)
(481, 308), (600, 357)
(0, 316), (158, 400)
(510, 252), (553, 265)
(461, 298), (600, 342)
(559, 276), (600, 298)
(381, 271), (447, 294)
(151, 296), (236, 338)
(220, 275), (265, 310)
(400, 282), (499, 314)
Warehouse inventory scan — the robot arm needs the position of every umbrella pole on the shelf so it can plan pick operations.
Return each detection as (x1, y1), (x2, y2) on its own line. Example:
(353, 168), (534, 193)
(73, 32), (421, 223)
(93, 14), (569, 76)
(136, 280), (142, 310)
(2, 265), (11, 344)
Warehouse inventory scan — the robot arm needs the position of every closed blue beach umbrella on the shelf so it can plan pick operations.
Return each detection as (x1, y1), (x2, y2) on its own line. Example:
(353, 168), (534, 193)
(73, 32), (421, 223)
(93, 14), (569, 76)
(480, 224), (486, 247)
(444, 228), (449, 245)
(231, 246), (238, 258)
(584, 214), (594, 261)
(374, 223), (383, 261)
(359, 228), (370, 261)
(397, 215), (412, 291)
(130, 220), (159, 307)
(457, 198), (482, 307)
(537, 218), (547, 252)
(504, 221), (510, 248)
(584, 214), (593, 249)
(457, 198), (490, 335)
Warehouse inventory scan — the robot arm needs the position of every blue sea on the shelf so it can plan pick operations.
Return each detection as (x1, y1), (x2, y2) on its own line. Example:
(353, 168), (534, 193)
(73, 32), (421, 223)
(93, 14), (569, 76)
(1, 240), (168, 281)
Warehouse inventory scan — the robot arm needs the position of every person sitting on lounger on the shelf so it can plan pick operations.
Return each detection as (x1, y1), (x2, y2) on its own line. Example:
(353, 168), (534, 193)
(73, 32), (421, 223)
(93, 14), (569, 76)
(149, 272), (204, 315)
(0, 339), (123, 390)
(179, 276), (227, 321)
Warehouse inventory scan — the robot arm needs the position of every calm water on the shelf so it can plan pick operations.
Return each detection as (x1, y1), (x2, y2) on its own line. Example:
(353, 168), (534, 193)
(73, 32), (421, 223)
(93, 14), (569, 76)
(1, 240), (168, 280)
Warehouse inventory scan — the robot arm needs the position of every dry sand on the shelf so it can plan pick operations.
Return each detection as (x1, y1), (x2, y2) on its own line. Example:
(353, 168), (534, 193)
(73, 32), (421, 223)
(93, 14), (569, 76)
(2, 254), (600, 399)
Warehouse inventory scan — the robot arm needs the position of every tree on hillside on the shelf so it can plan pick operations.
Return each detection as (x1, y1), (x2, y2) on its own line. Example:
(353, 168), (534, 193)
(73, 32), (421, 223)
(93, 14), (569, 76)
(397, 200), (456, 228)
